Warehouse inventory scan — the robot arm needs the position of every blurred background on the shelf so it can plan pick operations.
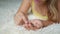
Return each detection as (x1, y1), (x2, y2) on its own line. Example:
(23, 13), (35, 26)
(0, 0), (60, 34)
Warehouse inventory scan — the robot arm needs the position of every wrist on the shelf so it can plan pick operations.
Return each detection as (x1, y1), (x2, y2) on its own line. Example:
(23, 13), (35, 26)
(41, 20), (53, 27)
(17, 11), (28, 15)
(18, 10), (28, 15)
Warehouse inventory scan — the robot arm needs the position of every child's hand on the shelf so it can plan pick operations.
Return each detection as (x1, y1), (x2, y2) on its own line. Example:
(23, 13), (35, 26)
(14, 12), (28, 26)
(23, 19), (43, 30)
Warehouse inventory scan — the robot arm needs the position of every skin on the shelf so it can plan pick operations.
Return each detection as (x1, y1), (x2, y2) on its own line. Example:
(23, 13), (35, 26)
(34, 0), (48, 16)
(14, 0), (60, 30)
(23, 19), (43, 30)
(14, 0), (31, 25)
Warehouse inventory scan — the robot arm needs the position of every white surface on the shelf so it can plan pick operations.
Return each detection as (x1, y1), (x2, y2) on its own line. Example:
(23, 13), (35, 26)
(0, 0), (60, 34)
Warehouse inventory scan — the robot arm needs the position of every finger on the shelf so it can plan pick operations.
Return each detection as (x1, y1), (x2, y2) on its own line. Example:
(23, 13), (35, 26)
(29, 21), (38, 30)
(28, 23), (37, 30)
(34, 20), (43, 29)
(23, 24), (30, 30)
(14, 16), (25, 26)
(34, 21), (41, 28)
(14, 16), (21, 25)
(21, 13), (29, 24)
(30, 20), (42, 29)
(30, 20), (37, 27)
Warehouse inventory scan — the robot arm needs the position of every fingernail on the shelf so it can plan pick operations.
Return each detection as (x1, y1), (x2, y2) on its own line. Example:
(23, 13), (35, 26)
(25, 21), (29, 24)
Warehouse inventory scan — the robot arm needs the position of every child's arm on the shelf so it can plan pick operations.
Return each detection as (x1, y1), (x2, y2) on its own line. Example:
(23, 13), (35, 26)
(14, 0), (32, 25)
(17, 0), (32, 14)
(42, 20), (54, 27)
